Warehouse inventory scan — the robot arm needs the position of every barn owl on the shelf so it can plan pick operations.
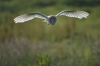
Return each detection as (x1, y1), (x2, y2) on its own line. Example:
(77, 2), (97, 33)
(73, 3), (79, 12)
(14, 10), (89, 25)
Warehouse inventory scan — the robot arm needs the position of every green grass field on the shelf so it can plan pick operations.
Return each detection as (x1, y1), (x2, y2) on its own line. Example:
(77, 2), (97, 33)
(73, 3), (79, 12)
(0, 2), (100, 66)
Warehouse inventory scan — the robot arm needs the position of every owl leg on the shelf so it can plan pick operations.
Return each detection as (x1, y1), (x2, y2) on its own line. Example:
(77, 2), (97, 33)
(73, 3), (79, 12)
(47, 22), (49, 25)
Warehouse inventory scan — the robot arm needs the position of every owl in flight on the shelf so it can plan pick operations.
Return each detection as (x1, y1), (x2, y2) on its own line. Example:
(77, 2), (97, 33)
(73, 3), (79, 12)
(14, 10), (89, 25)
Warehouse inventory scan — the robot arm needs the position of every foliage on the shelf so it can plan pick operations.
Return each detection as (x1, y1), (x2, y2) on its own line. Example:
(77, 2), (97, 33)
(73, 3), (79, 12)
(0, 0), (100, 66)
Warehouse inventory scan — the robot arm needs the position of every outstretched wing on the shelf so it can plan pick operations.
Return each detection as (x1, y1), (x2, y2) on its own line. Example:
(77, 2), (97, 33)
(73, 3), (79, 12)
(56, 10), (89, 19)
(14, 12), (48, 23)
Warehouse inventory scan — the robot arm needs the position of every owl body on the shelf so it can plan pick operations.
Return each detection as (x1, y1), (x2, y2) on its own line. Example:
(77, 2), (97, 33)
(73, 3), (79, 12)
(14, 10), (89, 25)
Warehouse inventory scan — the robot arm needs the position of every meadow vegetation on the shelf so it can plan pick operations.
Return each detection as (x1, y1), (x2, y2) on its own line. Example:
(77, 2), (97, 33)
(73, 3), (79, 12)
(0, 0), (100, 66)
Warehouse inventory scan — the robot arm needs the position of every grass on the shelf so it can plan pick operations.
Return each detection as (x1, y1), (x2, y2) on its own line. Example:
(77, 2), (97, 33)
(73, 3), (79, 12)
(0, 37), (100, 66)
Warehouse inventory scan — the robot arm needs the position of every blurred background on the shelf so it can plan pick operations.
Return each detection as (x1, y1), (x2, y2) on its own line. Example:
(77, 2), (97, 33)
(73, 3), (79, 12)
(0, 0), (100, 66)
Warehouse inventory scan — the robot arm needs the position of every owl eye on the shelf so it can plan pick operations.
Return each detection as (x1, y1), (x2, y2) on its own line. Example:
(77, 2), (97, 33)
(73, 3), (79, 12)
(50, 19), (52, 22)
(53, 19), (55, 22)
